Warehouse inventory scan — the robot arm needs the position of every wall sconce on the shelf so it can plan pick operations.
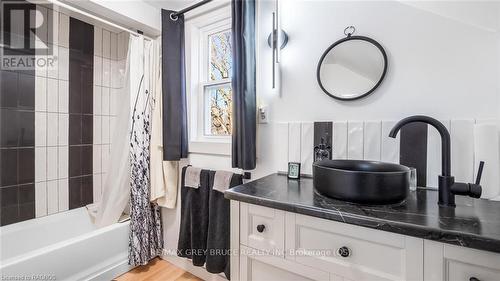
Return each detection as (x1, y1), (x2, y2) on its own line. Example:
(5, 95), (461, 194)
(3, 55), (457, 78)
(268, 0), (288, 89)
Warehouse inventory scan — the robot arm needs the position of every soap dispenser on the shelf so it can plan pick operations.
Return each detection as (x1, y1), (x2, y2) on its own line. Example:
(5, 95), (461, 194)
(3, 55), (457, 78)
(314, 137), (332, 162)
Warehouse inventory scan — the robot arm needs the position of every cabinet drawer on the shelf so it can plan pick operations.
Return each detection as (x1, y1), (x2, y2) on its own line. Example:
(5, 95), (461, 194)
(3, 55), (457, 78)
(286, 213), (423, 281)
(240, 203), (285, 255)
(240, 245), (329, 281)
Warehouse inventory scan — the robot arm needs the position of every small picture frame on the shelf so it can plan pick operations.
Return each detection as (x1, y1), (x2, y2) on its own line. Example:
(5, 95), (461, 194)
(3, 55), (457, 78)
(287, 162), (301, 179)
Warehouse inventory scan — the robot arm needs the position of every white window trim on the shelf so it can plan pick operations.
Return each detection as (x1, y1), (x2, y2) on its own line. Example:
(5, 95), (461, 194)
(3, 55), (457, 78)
(185, 3), (232, 155)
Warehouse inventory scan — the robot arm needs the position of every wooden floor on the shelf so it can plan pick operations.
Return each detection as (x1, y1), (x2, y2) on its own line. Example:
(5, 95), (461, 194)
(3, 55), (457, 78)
(114, 258), (202, 281)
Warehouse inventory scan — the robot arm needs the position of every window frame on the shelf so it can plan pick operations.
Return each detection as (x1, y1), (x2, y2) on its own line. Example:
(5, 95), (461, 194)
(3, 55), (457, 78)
(201, 27), (233, 137)
(185, 3), (232, 155)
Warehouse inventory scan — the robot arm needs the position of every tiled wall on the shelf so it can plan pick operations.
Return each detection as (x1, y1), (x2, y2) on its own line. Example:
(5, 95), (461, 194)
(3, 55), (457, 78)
(275, 120), (500, 200)
(1, 3), (128, 226)
(0, 58), (36, 226)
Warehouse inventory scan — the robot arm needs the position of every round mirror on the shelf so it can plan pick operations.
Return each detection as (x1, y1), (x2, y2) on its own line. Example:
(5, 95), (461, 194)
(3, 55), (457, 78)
(317, 36), (387, 101)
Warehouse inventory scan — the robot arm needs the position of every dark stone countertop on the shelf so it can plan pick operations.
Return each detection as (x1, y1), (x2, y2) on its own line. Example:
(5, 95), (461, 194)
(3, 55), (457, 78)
(225, 173), (500, 254)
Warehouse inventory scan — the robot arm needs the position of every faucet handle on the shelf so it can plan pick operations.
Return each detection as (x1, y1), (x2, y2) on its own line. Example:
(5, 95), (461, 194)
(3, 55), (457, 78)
(467, 161), (485, 199)
(475, 161), (485, 185)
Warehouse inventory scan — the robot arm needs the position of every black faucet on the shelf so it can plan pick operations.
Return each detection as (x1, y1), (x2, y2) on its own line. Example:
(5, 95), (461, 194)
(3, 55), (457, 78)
(389, 115), (483, 207)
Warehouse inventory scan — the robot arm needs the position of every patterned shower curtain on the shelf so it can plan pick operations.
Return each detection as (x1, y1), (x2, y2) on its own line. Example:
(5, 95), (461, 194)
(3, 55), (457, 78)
(128, 35), (163, 266)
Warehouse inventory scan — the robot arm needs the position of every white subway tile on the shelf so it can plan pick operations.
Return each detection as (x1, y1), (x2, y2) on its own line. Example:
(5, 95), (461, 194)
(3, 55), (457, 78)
(381, 121), (400, 164)
(58, 114), (68, 146)
(102, 87), (110, 115)
(116, 60), (126, 88)
(93, 115), (102, 144)
(58, 13), (69, 48)
(300, 122), (314, 175)
(35, 182), (47, 217)
(93, 56), (102, 86)
(93, 145), (102, 174)
(47, 147), (58, 181)
(47, 78), (58, 112)
(93, 86), (102, 115)
(94, 26), (102, 57)
(110, 32), (118, 60)
(58, 80), (68, 113)
(363, 121), (382, 161)
(35, 112), (47, 147)
(102, 58), (111, 87)
(47, 113), (58, 146)
(35, 48), (47, 78)
(35, 148), (47, 182)
(111, 60), (118, 88)
(47, 45), (58, 79)
(35, 76), (47, 111)
(58, 179), (69, 212)
(288, 123), (301, 163)
(275, 123), (289, 172)
(102, 29), (111, 59)
(35, 6), (48, 46)
(47, 180), (59, 215)
(58, 47), (69, 81)
(58, 146), (68, 179)
(117, 32), (128, 60)
(347, 121), (364, 160)
(47, 8), (59, 46)
(93, 174), (102, 203)
(333, 121), (348, 159)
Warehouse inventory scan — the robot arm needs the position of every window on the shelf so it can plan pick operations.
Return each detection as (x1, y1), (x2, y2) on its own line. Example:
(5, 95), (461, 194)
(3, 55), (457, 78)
(186, 5), (232, 154)
(204, 29), (233, 136)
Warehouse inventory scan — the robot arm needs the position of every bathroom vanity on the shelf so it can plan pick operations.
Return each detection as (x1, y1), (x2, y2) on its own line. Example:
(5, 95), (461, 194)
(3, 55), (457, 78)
(225, 174), (500, 281)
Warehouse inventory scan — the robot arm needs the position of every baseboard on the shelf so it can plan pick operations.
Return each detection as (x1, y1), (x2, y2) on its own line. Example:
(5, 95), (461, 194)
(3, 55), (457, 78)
(161, 254), (227, 281)
(86, 259), (134, 281)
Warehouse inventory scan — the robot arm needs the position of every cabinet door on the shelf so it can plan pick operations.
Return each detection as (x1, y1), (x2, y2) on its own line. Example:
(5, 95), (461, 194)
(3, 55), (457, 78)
(240, 246), (329, 281)
(286, 213), (423, 281)
(424, 240), (500, 281)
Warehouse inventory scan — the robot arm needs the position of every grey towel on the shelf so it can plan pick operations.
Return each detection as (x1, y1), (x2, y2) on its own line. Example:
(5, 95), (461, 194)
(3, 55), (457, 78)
(206, 171), (243, 279)
(185, 166), (202, 188)
(213, 170), (234, 193)
(177, 166), (210, 266)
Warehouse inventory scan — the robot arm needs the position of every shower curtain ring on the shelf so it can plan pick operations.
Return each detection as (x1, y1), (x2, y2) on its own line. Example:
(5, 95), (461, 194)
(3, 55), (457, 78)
(170, 12), (179, 21)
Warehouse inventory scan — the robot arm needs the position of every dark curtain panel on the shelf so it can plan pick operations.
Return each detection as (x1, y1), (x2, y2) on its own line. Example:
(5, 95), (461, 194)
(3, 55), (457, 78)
(161, 9), (188, 160)
(231, 0), (257, 170)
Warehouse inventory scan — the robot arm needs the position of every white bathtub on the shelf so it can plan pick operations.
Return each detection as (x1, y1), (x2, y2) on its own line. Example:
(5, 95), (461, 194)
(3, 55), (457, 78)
(0, 207), (132, 281)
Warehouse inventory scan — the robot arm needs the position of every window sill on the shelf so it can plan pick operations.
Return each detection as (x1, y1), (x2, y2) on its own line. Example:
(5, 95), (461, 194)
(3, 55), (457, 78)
(189, 140), (231, 156)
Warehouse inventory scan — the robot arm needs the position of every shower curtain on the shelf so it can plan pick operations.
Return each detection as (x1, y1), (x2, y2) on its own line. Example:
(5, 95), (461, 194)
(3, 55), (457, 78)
(128, 35), (163, 266)
(90, 35), (131, 227)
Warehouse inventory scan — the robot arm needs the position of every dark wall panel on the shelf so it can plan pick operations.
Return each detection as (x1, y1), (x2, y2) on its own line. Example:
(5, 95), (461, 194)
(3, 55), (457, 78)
(0, 0), (36, 225)
(68, 17), (94, 210)
(400, 122), (428, 186)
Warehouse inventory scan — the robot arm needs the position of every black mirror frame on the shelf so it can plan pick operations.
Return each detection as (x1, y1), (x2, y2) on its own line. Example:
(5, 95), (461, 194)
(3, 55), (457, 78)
(316, 35), (388, 101)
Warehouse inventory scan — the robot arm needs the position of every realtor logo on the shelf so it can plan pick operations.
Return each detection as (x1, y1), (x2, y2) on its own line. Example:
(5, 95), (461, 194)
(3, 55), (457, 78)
(1, 1), (56, 70)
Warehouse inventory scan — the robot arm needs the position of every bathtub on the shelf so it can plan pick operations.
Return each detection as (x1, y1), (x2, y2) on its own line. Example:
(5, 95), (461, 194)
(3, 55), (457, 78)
(0, 207), (132, 281)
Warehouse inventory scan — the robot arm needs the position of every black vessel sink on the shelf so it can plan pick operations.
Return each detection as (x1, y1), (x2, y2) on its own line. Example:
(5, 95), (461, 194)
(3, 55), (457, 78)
(313, 159), (410, 204)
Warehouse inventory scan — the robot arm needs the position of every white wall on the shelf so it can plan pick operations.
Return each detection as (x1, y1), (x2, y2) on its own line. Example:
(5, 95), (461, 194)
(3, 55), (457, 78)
(265, 0), (499, 122)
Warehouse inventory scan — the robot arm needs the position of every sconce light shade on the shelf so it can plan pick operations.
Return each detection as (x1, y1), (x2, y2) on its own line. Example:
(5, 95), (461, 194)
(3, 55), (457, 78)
(267, 29), (289, 49)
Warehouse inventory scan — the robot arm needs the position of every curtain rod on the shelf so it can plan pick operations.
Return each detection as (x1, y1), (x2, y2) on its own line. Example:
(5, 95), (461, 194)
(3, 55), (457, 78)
(170, 0), (213, 19)
(47, 0), (155, 41)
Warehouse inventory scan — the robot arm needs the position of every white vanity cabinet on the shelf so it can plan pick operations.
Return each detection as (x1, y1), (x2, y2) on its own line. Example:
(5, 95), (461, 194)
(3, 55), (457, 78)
(230, 201), (500, 281)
